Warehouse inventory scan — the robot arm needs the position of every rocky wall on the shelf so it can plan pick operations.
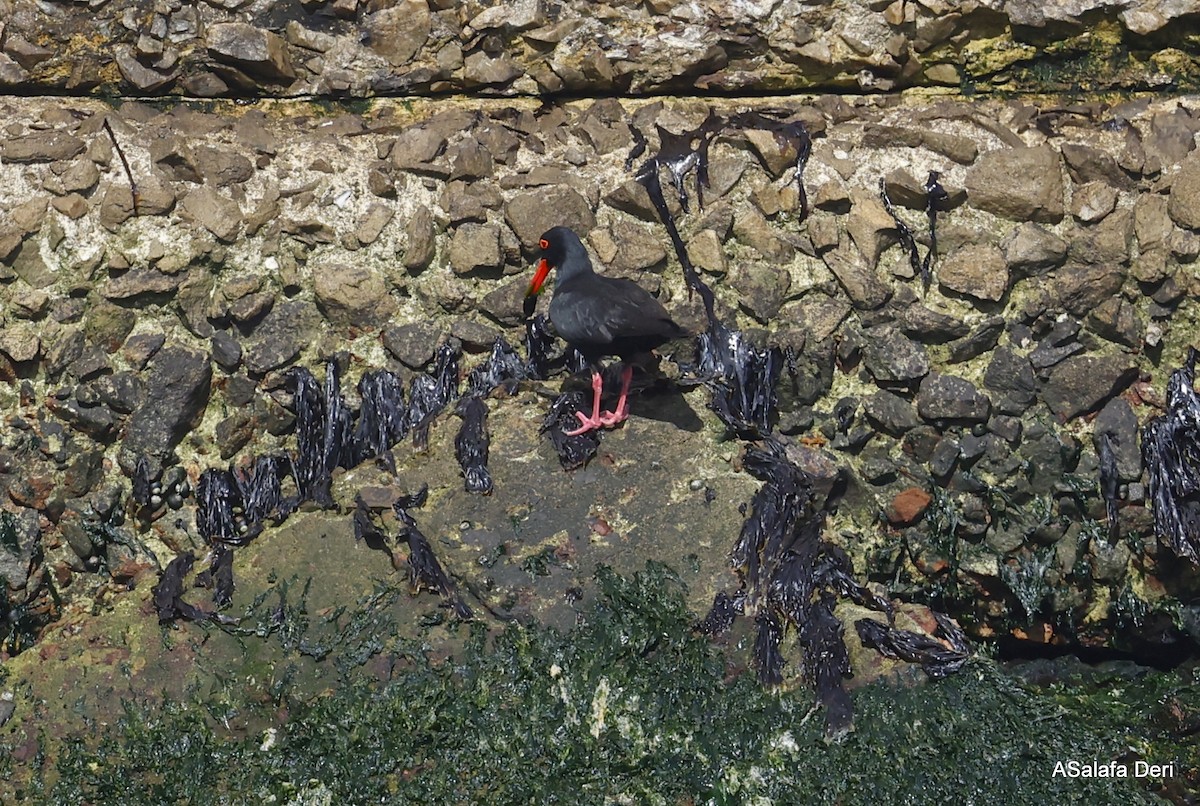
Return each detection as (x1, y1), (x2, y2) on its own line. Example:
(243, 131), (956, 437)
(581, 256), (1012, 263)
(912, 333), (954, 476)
(1, 0), (1200, 98)
(1, 90), (1199, 668)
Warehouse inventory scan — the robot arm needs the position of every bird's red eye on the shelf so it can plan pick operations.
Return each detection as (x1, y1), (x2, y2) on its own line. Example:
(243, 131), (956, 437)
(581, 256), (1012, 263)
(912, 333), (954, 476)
(539, 238), (549, 249)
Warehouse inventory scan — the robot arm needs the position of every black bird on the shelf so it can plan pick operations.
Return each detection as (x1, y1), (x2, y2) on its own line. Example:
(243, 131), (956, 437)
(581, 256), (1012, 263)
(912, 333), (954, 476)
(526, 226), (685, 435)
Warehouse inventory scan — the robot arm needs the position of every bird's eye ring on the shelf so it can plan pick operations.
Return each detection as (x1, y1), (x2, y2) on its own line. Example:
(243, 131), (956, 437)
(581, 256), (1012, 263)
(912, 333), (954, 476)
(539, 238), (549, 249)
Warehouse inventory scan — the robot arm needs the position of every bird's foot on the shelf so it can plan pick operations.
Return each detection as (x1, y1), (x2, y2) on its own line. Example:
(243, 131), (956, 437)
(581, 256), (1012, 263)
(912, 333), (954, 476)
(563, 406), (627, 436)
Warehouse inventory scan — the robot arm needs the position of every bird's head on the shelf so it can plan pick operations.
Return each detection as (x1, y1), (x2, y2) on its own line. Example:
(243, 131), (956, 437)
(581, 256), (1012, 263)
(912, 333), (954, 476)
(526, 226), (588, 297)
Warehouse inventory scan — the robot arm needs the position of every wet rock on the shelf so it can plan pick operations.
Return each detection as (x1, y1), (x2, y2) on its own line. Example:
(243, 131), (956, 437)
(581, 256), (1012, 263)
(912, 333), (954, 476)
(0, 510), (40, 590)
(1001, 222), (1067, 277)
(1041, 355), (1138, 421)
(863, 389), (921, 436)
(1, 131), (85, 163)
(365, 0), (431, 66)
(1093, 397), (1141, 481)
(180, 187), (242, 242)
(965, 145), (1064, 223)
(938, 243), (1008, 302)
(244, 300), (316, 374)
(449, 223), (503, 276)
(206, 23), (295, 82)
(123, 332), (165, 370)
(403, 206), (438, 272)
(313, 263), (395, 328)
(384, 321), (443, 369)
(861, 324), (929, 385)
(210, 332), (242, 371)
(946, 317), (1005, 364)
(120, 346), (212, 471)
(822, 242), (891, 310)
(916, 373), (991, 423)
(505, 187), (595, 248)
(92, 372), (144, 414)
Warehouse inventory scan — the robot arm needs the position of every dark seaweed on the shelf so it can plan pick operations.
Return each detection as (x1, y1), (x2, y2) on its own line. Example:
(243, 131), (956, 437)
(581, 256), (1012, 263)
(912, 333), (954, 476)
(696, 590), (743, 635)
(879, 177), (924, 282)
(407, 342), (460, 451)
(350, 370), (407, 466)
(393, 485), (472, 619)
(285, 366), (333, 506)
(1097, 431), (1120, 542)
(455, 396), (493, 495)
(236, 454), (295, 526)
(923, 171), (948, 289)
(799, 592), (853, 736)
(754, 612), (785, 686)
(207, 545), (235, 609)
(541, 390), (602, 470)
(152, 552), (206, 623)
(697, 323), (787, 437)
(352, 494), (389, 551)
(467, 337), (528, 398)
(1142, 347), (1200, 564)
(195, 469), (244, 547)
(522, 314), (559, 380)
(854, 611), (971, 679)
(322, 359), (354, 476)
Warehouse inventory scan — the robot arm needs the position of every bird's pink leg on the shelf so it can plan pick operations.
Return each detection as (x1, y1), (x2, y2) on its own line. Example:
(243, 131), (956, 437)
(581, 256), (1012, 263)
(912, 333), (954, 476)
(564, 370), (607, 436)
(597, 364), (634, 427)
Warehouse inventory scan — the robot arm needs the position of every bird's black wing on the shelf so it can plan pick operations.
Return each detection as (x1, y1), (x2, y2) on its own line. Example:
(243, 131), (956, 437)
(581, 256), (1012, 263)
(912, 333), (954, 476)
(552, 278), (682, 348)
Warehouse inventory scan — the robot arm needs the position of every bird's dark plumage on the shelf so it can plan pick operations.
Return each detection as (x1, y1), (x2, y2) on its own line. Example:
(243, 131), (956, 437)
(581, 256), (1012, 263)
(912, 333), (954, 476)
(527, 226), (685, 435)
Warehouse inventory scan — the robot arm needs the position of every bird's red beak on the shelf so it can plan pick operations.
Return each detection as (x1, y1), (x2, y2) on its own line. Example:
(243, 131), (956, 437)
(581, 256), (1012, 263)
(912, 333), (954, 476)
(527, 257), (551, 297)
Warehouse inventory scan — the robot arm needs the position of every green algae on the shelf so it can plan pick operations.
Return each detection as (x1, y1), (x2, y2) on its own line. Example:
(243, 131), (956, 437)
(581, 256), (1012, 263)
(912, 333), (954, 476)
(34, 563), (1194, 805)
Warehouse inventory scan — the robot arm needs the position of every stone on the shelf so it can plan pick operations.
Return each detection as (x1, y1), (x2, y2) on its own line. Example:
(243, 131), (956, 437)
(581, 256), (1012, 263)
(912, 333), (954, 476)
(120, 346), (212, 471)
(1169, 152), (1200, 229)
(887, 487), (932, 527)
(846, 190), (897, 267)
(98, 175), (176, 229)
(403, 206), (437, 272)
(114, 46), (174, 92)
(479, 279), (529, 327)
(686, 229), (727, 275)
(1071, 180), (1118, 224)
(1086, 297), (1144, 348)
(822, 242), (891, 309)
(464, 51), (523, 86)
(505, 187), (595, 248)
(448, 139), (494, 181)
(383, 321), (443, 369)
(313, 264), (395, 327)
(1051, 262), (1126, 318)
(244, 300), (317, 375)
(449, 223), (503, 276)
(100, 268), (184, 301)
(345, 201), (392, 248)
(1, 131), (85, 163)
(1042, 355), (1139, 421)
(861, 323), (929, 385)
(733, 208), (794, 261)
(965, 145), (1064, 223)
(1061, 142), (1123, 187)
(899, 303), (970, 343)
(732, 263), (790, 323)
(863, 390), (921, 436)
(192, 145), (254, 187)
(450, 319), (500, 351)
(51, 194), (88, 219)
(180, 187), (242, 242)
(365, 0), (431, 67)
(0, 324), (40, 363)
(1093, 397), (1141, 481)
(206, 23), (296, 82)
(1000, 222), (1067, 277)
(946, 317), (1005, 364)
(937, 243), (1009, 302)
(0, 53), (30, 86)
(916, 373), (991, 423)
